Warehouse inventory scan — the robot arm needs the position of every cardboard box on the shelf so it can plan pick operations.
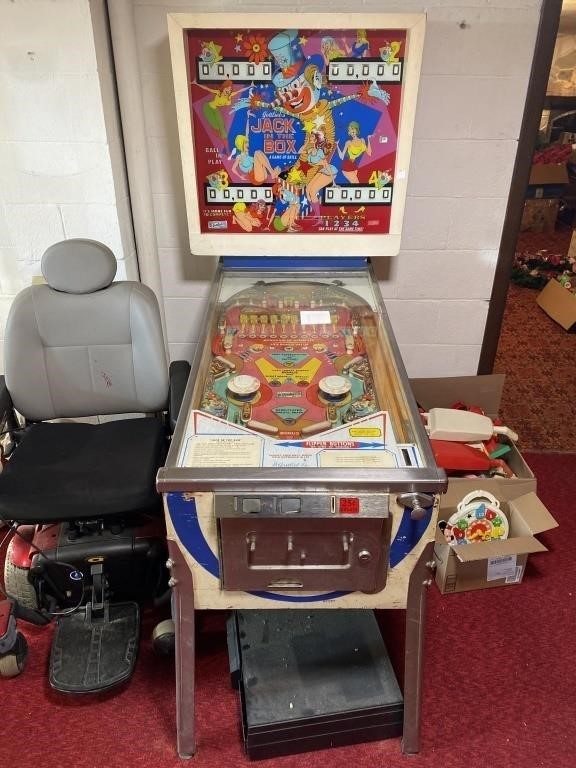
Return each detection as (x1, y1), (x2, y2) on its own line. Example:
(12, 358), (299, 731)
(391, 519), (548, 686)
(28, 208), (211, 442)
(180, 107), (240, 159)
(528, 163), (569, 186)
(409, 375), (535, 492)
(520, 198), (559, 233)
(433, 483), (558, 594)
(536, 277), (576, 332)
(408, 376), (557, 593)
(527, 162), (569, 199)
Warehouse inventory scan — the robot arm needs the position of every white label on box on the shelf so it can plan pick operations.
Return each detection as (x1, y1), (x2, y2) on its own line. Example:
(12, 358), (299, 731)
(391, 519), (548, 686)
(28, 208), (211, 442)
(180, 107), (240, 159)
(505, 566), (524, 584)
(487, 554), (518, 581)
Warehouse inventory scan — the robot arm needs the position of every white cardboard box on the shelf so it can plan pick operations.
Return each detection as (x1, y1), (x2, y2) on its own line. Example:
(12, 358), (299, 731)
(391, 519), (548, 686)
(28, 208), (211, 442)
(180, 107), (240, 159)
(433, 481), (558, 594)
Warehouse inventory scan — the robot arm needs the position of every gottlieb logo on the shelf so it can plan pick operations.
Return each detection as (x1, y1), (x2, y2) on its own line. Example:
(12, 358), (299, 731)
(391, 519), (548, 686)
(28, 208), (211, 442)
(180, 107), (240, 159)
(208, 220), (228, 230)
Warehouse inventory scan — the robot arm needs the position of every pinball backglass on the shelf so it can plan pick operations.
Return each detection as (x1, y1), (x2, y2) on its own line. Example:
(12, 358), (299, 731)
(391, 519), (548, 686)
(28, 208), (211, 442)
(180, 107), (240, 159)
(168, 12), (425, 257)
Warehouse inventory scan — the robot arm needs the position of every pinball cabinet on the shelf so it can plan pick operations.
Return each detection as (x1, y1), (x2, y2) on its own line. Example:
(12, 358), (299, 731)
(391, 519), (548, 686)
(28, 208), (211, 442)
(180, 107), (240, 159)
(156, 12), (446, 759)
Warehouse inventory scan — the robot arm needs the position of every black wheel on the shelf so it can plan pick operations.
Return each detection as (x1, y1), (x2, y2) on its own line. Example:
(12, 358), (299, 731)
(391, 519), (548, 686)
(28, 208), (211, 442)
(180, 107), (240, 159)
(4, 539), (38, 609)
(0, 632), (28, 678)
(152, 619), (175, 656)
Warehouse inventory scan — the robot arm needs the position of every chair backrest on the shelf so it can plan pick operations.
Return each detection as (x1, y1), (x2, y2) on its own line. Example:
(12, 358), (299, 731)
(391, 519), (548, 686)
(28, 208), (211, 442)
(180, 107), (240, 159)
(4, 239), (169, 422)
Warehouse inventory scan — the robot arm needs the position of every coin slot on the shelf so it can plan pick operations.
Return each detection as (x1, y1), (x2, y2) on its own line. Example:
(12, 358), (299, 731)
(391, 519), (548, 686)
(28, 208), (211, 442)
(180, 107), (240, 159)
(242, 498), (262, 514)
(280, 497), (301, 514)
(401, 448), (414, 467)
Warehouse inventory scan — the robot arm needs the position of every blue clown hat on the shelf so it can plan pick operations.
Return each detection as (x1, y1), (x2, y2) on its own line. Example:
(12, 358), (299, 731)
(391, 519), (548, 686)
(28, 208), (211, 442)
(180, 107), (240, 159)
(268, 30), (306, 88)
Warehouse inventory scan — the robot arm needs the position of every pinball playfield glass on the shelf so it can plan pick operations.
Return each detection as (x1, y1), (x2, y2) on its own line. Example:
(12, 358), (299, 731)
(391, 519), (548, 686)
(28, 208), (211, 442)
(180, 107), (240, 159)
(182, 270), (424, 462)
(157, 11), (446, 761)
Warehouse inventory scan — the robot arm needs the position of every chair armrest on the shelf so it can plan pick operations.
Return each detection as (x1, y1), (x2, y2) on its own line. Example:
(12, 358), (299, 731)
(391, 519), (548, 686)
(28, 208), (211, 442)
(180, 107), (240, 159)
(168, 360), (191, 433)
(0, 376), (19, 460)
(0, 375), (16, 430)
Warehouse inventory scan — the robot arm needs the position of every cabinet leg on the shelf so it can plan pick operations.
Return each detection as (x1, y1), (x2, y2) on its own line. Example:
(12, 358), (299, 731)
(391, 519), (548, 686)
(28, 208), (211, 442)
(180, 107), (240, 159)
(402, 541), (435, 755)
(168, 540), (197, 758)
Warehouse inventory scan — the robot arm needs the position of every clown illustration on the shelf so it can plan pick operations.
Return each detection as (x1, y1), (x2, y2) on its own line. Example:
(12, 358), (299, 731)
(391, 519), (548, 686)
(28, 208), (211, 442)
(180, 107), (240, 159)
(233, 31), (389, 150)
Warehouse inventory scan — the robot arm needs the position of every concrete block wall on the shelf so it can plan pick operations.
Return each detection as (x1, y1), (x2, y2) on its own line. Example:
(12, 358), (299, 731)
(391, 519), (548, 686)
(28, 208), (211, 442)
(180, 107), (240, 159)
(0, 0), (542, 378)
(0, 0), (136, 371)
(132, 0), (541, 375)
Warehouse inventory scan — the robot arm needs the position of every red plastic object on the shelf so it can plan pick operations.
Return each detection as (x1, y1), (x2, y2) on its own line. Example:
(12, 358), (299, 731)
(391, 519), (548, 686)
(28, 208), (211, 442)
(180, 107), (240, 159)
(431, 440), (514, 477)
(7, 525), (35, 569)
(449, 401), (484, 415)
(0, 599), (15, 637)
(430, 440), (494, 472)
(483, 436), (500, 455)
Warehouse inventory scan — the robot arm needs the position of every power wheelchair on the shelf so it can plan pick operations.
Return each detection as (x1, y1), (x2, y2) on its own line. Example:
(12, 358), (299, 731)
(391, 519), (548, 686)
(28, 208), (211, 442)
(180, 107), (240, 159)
(0, 239), (188, 690)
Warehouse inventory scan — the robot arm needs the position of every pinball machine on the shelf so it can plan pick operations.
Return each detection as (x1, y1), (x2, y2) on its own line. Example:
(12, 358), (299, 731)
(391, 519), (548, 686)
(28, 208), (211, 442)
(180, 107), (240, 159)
(157, 12), (446, 759)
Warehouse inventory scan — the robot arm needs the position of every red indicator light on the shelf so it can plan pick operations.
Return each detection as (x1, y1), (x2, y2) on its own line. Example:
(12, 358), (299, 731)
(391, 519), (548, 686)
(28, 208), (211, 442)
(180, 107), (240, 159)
(339, 497), (360, 514)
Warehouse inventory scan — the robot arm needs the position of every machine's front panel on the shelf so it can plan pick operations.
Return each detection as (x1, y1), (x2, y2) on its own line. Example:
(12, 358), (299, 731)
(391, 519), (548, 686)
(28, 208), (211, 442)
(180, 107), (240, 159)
(218, 515), (391, 593)
(163, 489), (436, 609)
(215, 491), (391, 593)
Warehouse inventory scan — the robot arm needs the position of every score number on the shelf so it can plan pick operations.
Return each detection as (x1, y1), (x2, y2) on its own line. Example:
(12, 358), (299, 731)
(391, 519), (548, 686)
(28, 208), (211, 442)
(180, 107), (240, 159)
(205, 184), (391, 206)
(328, 59), (402, 84)
(205, 184), (274, 204)
(324, 184), (392, 206)
(197, 59), (272, 83)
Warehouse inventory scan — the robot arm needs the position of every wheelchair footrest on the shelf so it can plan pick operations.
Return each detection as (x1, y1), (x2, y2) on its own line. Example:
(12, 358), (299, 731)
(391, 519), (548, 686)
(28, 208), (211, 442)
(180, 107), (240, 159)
(49, 601), (140, 693)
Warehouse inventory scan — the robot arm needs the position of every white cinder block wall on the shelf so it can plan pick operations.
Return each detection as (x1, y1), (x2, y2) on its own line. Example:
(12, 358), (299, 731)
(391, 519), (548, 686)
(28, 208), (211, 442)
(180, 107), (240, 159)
(133, 0), (541, 375)
(0, 0), (137, 371)
(0, 0), (541, 378)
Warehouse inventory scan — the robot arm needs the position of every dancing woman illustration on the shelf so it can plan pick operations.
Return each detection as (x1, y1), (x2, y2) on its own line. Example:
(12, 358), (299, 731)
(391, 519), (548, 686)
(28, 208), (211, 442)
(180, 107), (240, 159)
(298, 130), (338, 207)
(232, 199), (268, 232)
(198, 80), (251, 153)
(320, 36), (347, 66)
(336, 121), (373, 183)
(346, 29), (370, 59)
(231, 114), (280, 184)
(268, 183), (301, 233)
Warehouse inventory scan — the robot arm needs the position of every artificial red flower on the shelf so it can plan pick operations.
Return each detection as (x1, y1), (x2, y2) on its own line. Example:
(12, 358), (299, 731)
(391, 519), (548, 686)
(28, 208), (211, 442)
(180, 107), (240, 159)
(243, 35), (268, 64)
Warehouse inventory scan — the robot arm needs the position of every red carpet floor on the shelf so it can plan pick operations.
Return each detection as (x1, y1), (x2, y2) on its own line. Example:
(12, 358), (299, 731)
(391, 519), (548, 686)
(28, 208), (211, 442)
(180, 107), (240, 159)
(496, 223), (576, 453)
(494, 283), (576, 453)
(2, 452), (575, 768)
